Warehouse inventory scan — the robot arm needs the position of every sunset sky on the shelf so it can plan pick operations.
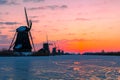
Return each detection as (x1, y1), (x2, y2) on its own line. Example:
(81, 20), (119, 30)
(0, 0), (120, 53)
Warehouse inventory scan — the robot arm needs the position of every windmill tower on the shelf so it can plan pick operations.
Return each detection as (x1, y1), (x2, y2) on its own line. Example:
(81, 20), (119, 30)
(9, 7), (35, 54)
(56, 40), (64, 55)
(43, 35), (51, 55)
(52, 42), (57, 55)
(57, 41), (61, 55)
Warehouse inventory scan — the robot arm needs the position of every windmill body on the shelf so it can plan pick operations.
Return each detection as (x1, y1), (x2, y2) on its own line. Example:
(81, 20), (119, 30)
(13, 26), (32, 52)
(52, 42), (57, 55)
(43, 43), (50, 54)
(52, 47), (57, 55)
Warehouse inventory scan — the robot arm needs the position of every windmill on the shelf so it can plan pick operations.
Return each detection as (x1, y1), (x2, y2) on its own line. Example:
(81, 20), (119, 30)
(9, 7), (35, 54)
(42, 34), (52, 55)
(56, 40), (64, 55)
(52, 42), (57, 55)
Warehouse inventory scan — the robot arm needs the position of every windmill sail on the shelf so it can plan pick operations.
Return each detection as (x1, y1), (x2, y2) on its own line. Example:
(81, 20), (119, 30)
(9, 32), (17, 50)
(24, 7), (29, 27)
(29, 31), (36, 52)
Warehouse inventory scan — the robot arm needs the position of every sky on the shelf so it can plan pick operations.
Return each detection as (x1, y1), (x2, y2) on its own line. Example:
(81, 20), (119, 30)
(0, 0), (120, 53)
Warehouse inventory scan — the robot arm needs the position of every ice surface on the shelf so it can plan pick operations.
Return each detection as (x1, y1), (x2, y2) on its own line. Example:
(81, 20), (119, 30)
(0, 55), (120, 80)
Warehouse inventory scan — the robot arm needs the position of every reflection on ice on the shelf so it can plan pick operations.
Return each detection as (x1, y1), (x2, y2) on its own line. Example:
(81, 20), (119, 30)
(1, 67), (13, 72)
(0, 55), (120, 80)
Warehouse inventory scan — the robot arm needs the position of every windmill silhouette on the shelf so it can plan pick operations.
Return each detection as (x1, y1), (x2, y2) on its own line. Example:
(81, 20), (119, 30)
(42, 34), (53, 55)
(52, 42), (57, 55)
(9, 7), (35, 53)
(37, 34), (52, 56)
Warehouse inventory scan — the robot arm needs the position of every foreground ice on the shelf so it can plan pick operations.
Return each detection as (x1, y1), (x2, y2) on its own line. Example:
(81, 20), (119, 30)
(0, 55), (120, 80)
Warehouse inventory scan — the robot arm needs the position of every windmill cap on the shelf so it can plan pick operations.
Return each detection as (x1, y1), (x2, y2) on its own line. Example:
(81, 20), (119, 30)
(16, 26), (29, 32)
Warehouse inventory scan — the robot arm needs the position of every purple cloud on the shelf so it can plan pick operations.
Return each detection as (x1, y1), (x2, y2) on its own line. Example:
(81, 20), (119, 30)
(0, 35), (11, 44)
(0, 0), (7, 5)
(0, 0), (19, 5)
(23, 0), (44, 3)
(46, 5), (68, 10)
(0, 21), (20, 25)
(0, 35), (7, 39)
(28, 7), (45, 10)
(28, 5), (68, 10)
(29, 16), (39, 19)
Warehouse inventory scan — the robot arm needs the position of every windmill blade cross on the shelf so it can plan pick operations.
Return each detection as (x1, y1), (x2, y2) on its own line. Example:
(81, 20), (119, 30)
(24, 7), (35, 52)
(29, 32), (36, 52)
(29, 20), (32, 29)
(24, 7), (30, 27)
(8, 32), (17, 50)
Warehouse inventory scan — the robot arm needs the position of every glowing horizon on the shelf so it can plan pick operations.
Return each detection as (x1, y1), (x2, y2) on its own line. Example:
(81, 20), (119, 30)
(0, 0), (120, 53)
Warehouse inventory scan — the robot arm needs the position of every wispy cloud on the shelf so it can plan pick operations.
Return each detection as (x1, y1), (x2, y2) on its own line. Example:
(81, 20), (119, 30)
(0, 35), (8, 39)
(29, 16), (40, 23)
(23, 0), (44, 3)
(0, 21), (20, 25)
(28, 5), (68, 10)
(75, 18), (90, 21)
(0, 0), (19, 5)
(29, 16), (39, 19)
(46, 5), (67, 10)
(0, 35), (10, 44)
(28, 7), (45, 10)
(9, 29), (15, 32)
(94, 0), (117, 6)
(0, 26), (6, 29)
(32, 20), (39, 23)
(8, 1), (19, 5)
(0, 0), (7, 5)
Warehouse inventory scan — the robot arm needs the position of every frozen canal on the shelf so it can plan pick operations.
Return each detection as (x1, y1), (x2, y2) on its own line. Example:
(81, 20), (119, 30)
(0, 55), (120, 80)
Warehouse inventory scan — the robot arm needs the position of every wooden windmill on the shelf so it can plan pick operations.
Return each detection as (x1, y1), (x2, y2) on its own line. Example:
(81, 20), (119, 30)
(9, 7), (35, 53)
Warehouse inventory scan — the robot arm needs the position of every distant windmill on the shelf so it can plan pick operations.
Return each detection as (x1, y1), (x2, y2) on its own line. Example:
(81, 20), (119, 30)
(43, 34), (52, 54)
(56, 40), (64, 55)
(52, 42), (57, 55)
(9, 7), (35, 53)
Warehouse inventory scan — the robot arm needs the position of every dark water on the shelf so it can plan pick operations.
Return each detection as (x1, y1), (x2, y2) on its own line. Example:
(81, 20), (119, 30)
(0, 55), (120, 80)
